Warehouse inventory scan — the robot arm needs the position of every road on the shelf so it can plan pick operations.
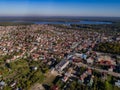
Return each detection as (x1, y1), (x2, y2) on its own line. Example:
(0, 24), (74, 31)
(76, 62), (120, 77)
(70, 42), (120, 78)
(56, 41), (120, 78)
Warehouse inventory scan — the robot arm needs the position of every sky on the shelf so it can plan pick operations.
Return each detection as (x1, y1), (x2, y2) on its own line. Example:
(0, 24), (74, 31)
(0, 0), (120, 17)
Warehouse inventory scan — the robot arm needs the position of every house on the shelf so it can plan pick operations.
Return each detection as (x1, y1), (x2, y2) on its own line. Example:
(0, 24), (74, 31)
(16, 87), (22, 90)
(108, 66), (114, 72)
(116, 37), (120, 41)
(10, 81), (17, 88)
(62, 75), (69, 82)
(88, 78), (94, 86)
(115, 80), (120, 88)
(0, 81), (6, 86)
(39, 55), (45, 60)
(0, 81), (6, 89)
(47, 61), (52, 66)
(97, 55), (111, 62)
(86, 57), (94, 64)
(31, 53), (40, 61)
(82, 54), (87, 60)
(50, 68), (55, 74)
(97, 55), (116, 65)
(75, 53), (87, 60)
(33, 66), (38, 71)
(51, 85), (59, 90)
(86, 69), (92, 75)
(75, 53), (82, 58)
(67, 55), (73, 60)
(73, 58), (82, 63)
(30, 66), (38, 71)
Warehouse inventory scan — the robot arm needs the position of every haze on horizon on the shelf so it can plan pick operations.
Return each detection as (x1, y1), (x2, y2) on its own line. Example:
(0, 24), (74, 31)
(0, 0), (120, 17)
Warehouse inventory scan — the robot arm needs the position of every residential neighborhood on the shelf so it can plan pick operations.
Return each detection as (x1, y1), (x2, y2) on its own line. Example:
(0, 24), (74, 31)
(0, 24), (120, 90)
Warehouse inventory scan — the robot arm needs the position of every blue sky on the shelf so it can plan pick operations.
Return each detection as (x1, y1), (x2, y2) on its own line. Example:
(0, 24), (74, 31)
(0, 0), (120, 17)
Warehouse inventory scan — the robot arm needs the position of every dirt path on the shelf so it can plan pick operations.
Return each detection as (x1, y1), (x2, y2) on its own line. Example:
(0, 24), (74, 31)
(30, 83), (45, 90)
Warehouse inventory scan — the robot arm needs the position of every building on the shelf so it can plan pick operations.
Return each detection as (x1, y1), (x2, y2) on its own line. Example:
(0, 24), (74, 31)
(56, 60), (69, 72)
(115, 80), (120, 88)
(86, 57), (94, 64)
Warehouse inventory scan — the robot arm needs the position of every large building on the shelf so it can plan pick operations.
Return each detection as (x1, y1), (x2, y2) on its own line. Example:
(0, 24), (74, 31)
(55, 60), (69, 72)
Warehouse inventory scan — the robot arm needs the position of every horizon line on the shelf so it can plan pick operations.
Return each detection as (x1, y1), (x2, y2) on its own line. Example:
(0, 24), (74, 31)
(0, 15), (120, 18)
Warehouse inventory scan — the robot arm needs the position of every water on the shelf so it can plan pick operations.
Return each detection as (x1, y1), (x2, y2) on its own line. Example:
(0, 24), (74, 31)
(35, 21), (112, 25)
(0, 20), (112, 25)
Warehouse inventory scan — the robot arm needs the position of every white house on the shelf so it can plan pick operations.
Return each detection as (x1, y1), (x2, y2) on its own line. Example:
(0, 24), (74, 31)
(115, 80), (120, 88)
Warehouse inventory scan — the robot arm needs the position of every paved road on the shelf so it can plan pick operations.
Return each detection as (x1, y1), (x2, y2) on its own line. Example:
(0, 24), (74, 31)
(76, 62), (120, 77)
(57, 41), (120, 78)
(70, 42), (120, 78)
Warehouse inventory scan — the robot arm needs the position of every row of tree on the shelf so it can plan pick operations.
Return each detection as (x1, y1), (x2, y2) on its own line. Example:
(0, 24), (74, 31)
(94, 42), (120, 55)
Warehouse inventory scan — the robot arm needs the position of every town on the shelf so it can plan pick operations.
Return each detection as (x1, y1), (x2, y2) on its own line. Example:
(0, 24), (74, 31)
(0, 24), (120, 90)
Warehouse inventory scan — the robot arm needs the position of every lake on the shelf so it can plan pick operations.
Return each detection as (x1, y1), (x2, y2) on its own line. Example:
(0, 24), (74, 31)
(0, 20), (112, 25)
(35, 21), (112, 25)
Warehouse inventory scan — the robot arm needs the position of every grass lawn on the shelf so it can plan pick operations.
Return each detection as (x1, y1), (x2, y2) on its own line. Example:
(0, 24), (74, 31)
(43, 71), (57, 86)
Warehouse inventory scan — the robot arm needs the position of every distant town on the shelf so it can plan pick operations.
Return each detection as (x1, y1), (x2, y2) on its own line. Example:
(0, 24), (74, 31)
(0, 22), (120, 90)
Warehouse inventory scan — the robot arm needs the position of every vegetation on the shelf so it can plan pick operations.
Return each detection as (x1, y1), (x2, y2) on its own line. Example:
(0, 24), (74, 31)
(0, 59), (49, 89)
(0, 22), (33, 26)
(94, 42), (120, 55)
(54, 68), (120, 90)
